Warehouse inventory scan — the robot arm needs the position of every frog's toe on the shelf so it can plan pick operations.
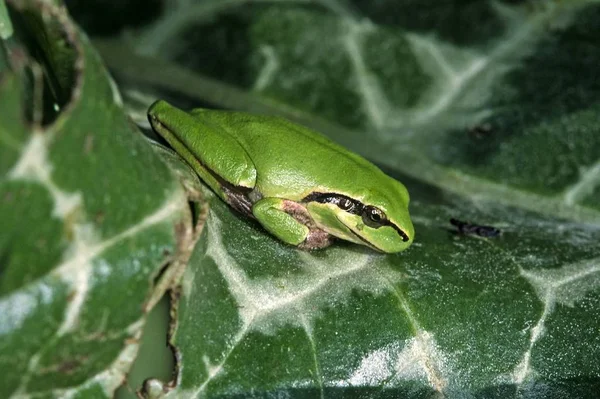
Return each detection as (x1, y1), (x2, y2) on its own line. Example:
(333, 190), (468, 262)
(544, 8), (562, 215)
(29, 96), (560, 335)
(297, 229), (334, 250)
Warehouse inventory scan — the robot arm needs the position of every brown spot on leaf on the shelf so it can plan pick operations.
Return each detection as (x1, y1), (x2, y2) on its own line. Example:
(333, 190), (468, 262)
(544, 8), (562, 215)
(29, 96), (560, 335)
(84, 134), (94, 154)
(66, 289), (77, 302)
(3, 191), (14, 203)
(94, 210), (105, 224)
(468, 123), (494, 140)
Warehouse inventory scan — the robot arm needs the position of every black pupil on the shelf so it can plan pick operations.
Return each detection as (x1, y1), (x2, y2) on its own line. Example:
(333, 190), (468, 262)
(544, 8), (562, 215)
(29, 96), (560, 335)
(370, 211), (381, 221)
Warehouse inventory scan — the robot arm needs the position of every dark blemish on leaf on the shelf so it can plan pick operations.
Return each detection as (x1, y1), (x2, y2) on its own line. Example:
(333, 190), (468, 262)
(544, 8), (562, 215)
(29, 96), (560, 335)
(450, 218), (501, 238)
(187, 200), (199, 228)
(0, 245), (11, 280)
(3, 190), (14, 203)
(166, 288), (183, 391)
(57, 359), (83, 374)
(35, 237), (48, 250)
(37, 356), (88, 375)
(94, 210), (105, 224)
(66, 289), (77, 302)
(468, 123), (494, 140)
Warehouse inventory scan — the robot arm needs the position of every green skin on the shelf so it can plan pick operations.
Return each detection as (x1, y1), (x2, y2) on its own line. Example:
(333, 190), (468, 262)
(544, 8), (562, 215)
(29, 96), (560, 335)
(148, 100), (414, 253)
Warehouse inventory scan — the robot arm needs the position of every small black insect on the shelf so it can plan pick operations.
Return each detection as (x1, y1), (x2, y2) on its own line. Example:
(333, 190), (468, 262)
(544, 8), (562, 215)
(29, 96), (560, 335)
(450, 218), (501, 238)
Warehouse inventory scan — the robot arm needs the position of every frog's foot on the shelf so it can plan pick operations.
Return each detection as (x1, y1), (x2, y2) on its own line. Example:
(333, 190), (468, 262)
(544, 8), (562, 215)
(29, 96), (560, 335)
(281, 200), (333, 250)
(252, 198), (309, 246)
(252, 198), (333, 250)
(297, 228), (334, 250)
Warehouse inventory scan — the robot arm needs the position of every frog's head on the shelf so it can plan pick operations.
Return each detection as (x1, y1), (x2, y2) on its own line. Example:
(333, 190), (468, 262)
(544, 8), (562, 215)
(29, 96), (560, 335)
(304, 181), (414, 253)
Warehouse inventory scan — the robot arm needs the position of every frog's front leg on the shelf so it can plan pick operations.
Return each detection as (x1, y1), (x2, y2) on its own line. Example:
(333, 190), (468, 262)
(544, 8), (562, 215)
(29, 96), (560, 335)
(252, 198), (333, 250)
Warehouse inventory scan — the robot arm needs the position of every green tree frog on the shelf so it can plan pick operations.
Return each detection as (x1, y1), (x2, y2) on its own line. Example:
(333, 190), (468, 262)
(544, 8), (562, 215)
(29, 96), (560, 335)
(148, 100), (414, 253)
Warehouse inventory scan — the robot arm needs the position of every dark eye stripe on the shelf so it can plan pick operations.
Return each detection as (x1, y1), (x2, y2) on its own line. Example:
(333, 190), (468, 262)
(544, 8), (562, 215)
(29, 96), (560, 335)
(395, 227), (410, 242)
(303, 192), (410, 242)
(302, 192), (362, 215)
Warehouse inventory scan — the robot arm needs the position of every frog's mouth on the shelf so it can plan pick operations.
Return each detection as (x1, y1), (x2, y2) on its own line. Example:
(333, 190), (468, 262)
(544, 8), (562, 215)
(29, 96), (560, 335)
(349, 229), (384, 252)
(334, 216), (384, 252)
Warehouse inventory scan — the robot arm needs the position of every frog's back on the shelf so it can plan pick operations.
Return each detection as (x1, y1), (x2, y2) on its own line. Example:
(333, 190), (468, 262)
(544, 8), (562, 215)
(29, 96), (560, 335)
(192, 109), (398, 202)
(192, 110), (383, 194)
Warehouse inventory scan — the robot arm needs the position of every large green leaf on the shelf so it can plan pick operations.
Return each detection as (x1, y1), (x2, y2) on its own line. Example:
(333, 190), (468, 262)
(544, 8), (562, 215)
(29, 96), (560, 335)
(120, 1), (599, 397)
(168, 190), (600, 398)
(0, 0), (189, 397)
(6, 0), (600, 398)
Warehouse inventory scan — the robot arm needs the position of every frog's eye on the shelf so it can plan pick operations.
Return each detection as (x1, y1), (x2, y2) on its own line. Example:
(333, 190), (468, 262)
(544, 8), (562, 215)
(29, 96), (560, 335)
(362, 206), (387, 228)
